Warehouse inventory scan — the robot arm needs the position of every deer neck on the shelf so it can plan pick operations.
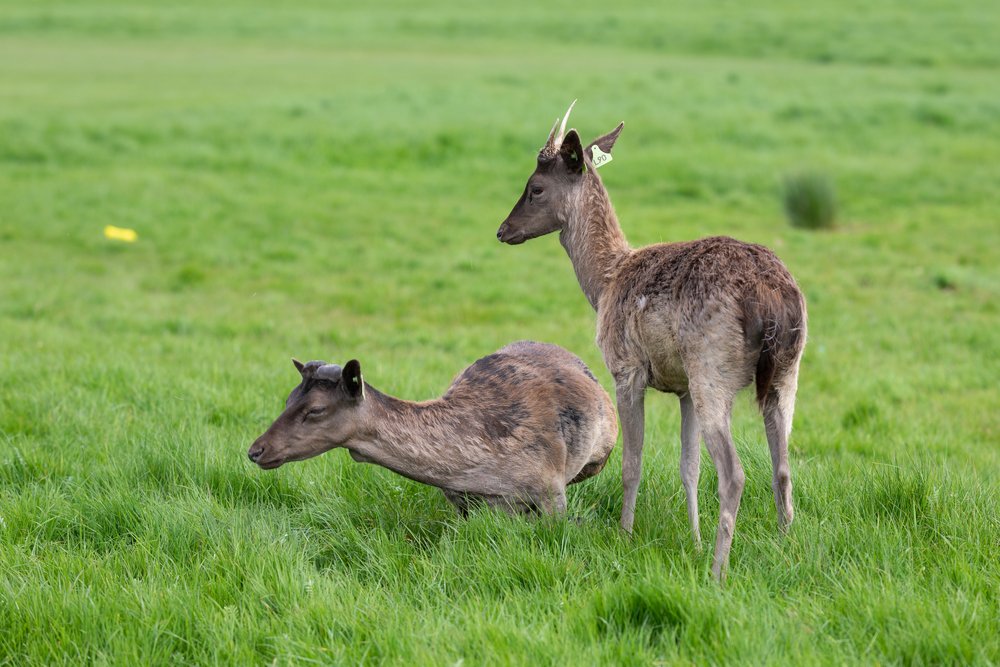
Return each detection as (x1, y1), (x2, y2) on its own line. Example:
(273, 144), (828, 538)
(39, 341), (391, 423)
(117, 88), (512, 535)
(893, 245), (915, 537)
(559, 178), (631, 310)
(344, 389), (473, 491)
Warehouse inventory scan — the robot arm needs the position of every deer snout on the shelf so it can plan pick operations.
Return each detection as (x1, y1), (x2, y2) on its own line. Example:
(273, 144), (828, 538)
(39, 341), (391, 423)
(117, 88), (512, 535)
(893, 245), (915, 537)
(247, 434), (267, 465)
(248, 437), (285, 469)
(497, 221), (524, 245)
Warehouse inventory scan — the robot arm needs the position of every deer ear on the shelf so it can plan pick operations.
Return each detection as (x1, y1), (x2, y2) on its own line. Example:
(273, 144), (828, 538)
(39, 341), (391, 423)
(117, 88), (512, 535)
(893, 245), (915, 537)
(292, 358), (305, 374)
(559, 129), (586, 175)
(342, 359), (364, 399)
(587, 122), (624, 156)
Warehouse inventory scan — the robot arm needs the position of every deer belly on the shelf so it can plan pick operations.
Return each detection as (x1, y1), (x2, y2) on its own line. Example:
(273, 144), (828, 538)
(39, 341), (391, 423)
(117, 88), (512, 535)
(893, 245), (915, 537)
(649, 354), (688, 394)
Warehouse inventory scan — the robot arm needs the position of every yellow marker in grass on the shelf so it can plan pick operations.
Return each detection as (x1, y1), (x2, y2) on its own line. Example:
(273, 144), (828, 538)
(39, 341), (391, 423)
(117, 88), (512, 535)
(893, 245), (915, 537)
(104, 225), (137, 242)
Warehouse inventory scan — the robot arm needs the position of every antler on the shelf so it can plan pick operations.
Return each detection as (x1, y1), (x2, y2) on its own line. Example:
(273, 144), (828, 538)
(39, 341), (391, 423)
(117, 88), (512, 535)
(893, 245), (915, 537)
(556, 99), (576, 146)
(539, 99), (577, 159)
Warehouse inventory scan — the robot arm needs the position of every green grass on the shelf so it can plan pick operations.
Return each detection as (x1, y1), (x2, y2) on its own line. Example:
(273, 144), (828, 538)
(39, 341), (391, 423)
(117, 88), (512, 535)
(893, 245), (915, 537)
(2, 0), (999, 664)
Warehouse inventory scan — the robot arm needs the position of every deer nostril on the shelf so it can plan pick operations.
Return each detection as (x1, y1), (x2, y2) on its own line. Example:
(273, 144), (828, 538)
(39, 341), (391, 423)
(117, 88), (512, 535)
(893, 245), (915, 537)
(496, 228), (504, 240)
(248, 447), (263, 462)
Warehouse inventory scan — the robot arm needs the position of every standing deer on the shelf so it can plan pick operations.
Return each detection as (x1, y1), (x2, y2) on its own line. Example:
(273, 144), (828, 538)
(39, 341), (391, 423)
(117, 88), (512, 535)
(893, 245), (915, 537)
(496, 103), (807, 579)
(248, 341), (618, 516)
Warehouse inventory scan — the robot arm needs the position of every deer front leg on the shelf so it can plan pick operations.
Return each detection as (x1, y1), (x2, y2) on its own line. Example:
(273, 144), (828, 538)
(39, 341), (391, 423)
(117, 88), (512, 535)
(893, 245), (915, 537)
(442, 489), (471, 517)
(679, 392), (702, 550)
(617, 382), (646, 534)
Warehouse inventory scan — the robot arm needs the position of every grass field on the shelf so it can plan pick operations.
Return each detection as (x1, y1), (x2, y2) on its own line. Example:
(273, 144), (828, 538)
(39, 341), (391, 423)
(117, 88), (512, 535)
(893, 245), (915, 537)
(2, 1), (999, 664)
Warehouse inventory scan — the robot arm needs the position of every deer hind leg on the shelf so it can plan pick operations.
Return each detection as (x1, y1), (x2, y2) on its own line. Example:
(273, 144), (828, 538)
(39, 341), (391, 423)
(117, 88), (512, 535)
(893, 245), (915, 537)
(679, 392), (702, 550)
(616, 377), (646, 534)
(690, 383), (744, 581)
(533, 486), (568, 515)
(763, 362), (800, 531)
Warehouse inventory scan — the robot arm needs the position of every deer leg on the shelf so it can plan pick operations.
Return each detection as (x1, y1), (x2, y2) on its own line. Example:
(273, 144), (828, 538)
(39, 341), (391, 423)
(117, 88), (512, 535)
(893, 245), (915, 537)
(763, 405), (793, 531)
(694, 395), (744, 581)
(442, 489), (471, 518)
(679, 392), (702, 550)
(534, 486), (568, 515)
(551, 488), (568, 515)
(764, 367), (799, 531)
(617, 382), (646, 534)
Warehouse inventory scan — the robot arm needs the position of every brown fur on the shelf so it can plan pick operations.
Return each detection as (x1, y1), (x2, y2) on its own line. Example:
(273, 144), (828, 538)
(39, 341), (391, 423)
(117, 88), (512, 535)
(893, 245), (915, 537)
(599, 236), (806, 403)
(497, 107), (807, 579)
(248, 341), (618, 515)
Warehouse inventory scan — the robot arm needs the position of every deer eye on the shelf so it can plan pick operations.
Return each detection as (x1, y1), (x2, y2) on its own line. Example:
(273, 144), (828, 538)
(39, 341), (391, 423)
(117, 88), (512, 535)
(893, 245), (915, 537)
(530, 186), (544, 196)
(304, 406), (326, 419)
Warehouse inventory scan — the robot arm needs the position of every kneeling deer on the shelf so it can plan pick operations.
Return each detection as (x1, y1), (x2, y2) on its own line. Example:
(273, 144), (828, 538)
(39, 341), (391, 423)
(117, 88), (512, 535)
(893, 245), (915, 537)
(249, 341), (618, 515)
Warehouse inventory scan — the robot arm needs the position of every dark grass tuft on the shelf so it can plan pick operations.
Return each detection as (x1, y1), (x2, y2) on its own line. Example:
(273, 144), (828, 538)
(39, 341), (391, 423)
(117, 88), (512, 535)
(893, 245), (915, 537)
(782, 170), (837, 230)
(591, 579), (722, 648)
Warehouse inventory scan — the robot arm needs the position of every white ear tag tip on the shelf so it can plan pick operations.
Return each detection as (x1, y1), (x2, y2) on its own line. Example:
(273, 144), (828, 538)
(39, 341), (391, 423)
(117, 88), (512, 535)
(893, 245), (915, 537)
(591, 144), (613, 168)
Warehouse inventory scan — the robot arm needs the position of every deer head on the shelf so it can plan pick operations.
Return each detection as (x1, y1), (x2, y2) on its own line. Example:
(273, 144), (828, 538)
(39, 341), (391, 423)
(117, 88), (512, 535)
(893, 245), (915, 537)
(248, 358), (366, 469)
(497, 101), (624, 245)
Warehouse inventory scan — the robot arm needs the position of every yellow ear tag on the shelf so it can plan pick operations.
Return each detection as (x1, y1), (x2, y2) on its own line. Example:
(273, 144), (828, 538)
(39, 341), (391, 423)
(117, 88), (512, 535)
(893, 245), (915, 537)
(590, 144), (613, 169)
(104, 225), (138, 242)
